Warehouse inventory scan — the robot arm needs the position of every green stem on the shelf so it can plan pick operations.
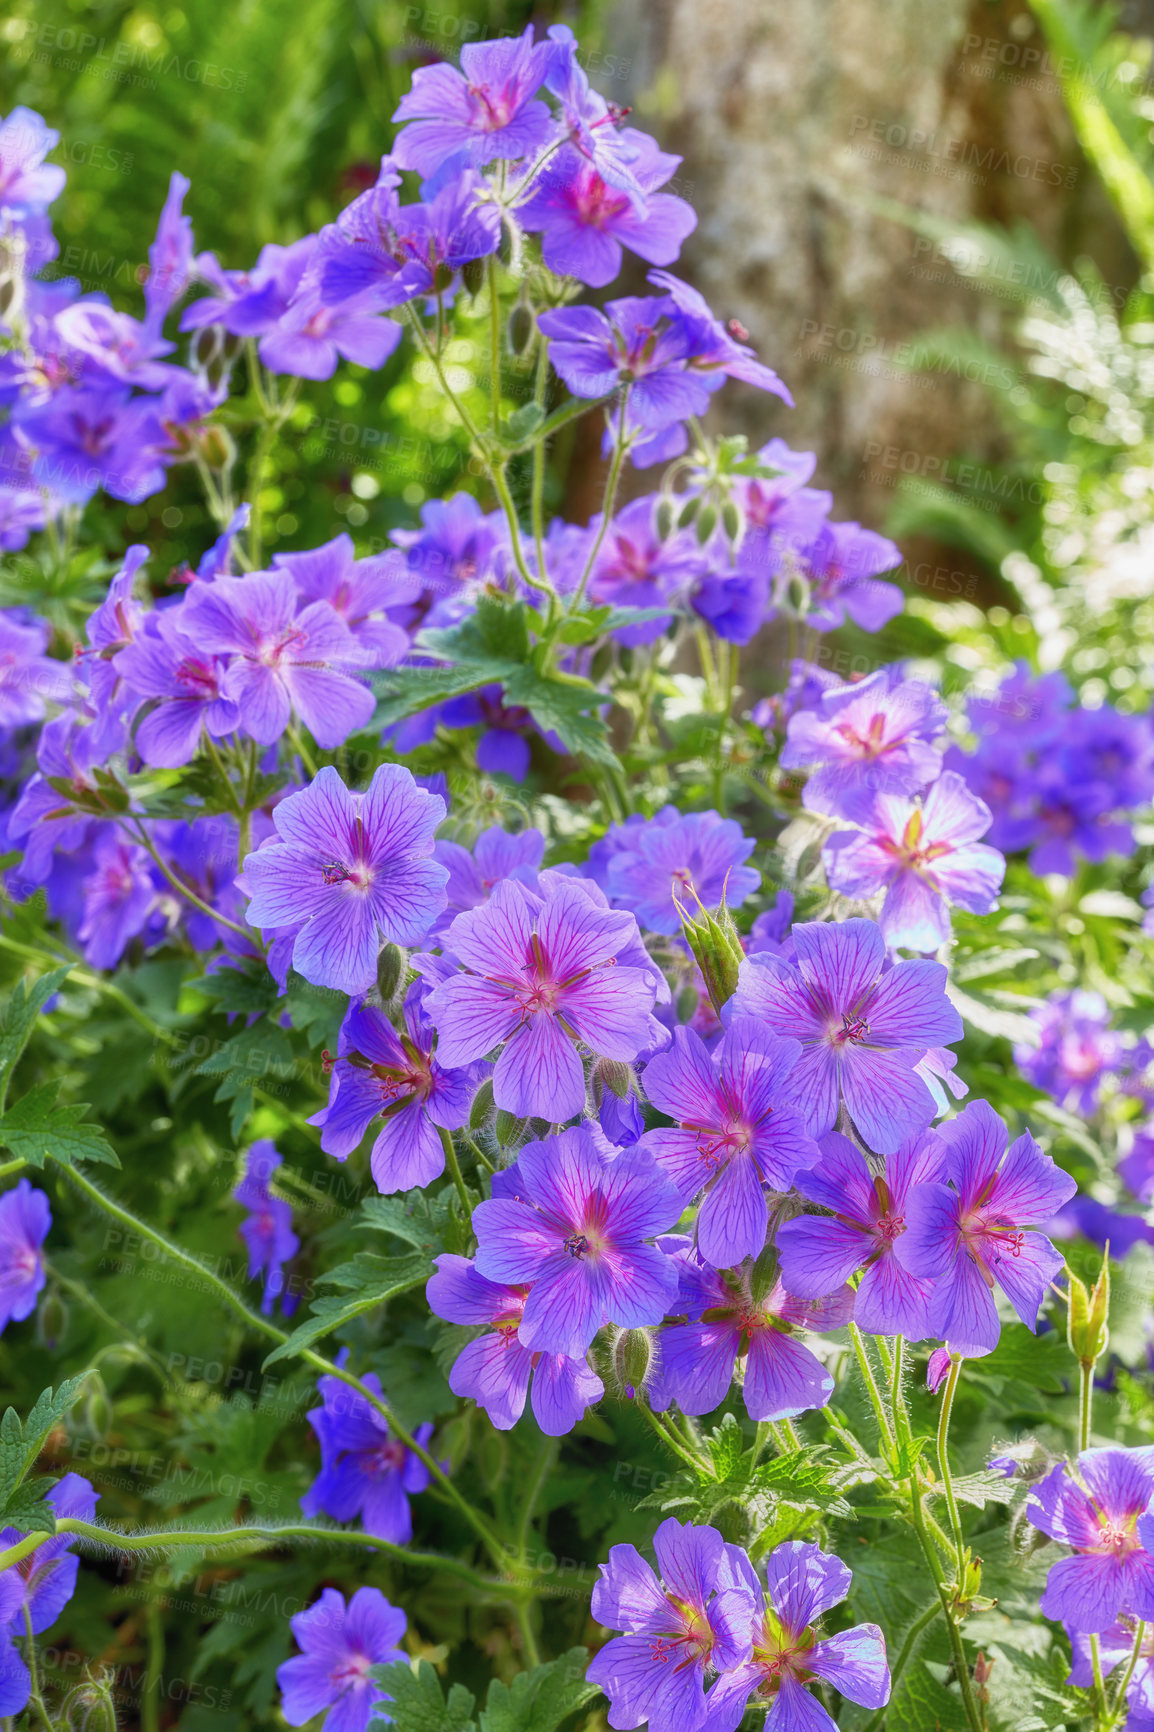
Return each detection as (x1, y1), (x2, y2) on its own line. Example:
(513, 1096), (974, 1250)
(488, 256), (502, 434)
(848, 1321), (896, 1453)
(531, 334), (550, 580)
(21, 1605), (52, 1731)
(906, 1478), (983, 1732)
(638, 1402), (712, 1476)
(1080, 1357), (1094, 1452)
(56, 1165), (513, 1574)
(123, 821), (252, 941)
(937, 1355), (968, 1588)
(566, 389), (631, 618)
(1090, 1634), (1107, 1725)
(437, 1127), (474, 1222)
(860, 1600), (943, 1732)
(1106, 1620), (1145, 1729)
(0, 1158), (26, 1182)
(142, 1600), (163, 1732)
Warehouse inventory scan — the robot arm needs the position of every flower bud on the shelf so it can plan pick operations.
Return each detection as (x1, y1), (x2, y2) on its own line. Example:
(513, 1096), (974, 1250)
(677, 494), (700, 529)
(461, 257), (486, 298)
(432, 261), (455, 295)
(611, 1327), (653, 1399)
(507, 302), (534, 355)
(590, 643), (612, 684)
(748, 1240), (779, 1305)
(676, 985), (699, 1024)
(61, 1674), (118, 1732)
(84, 1373), (113, 1442)
(597, 1058), (633, 1100)
(198, 423), (236, 470)
(926, 1347), (952, 1393)
(695, 503), (718, 545)
(679, 897), (744, 1016)
(721, 500), (742, 543)
(1067, 1252), (1109, 1369)
(376, 942), (406, 1003)
(494, 1108), (524, 1148)
(469, 1078), (494, 1131)
(654, 496), (676, 541)
(37, 1288), (68, 1350)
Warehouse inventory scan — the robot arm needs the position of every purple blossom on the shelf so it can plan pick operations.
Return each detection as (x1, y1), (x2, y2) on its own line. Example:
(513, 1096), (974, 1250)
(647, 270), (793, 403)
(426, 1253), (604, 1434)
(776, 1129), (945, 1338)
(233, 1140), (300, 1317)
(114, 604), (241, 768)
(640, 1020), (819, 1267)
(1027, 1448), (1154, 1633)
(781, 669), (946, 809)
(310, 990), (485, 1193)
(182, 237), (315, 339)
(14, 386), (170, 506)
(605, 809), (760, 937)
(144, 171), (194, 331)
(259, 283), (403, 381)
(239, 765), (448, 996)
(542, 26), (646, 193)
(519, 133), (696, 288)
(1067, 1621), (1154, 1727)
(586, 1518), (758, 1732)
(895, 1098), (1076, 1358)
(0, 1575), (26, 1718)
(277, 1586), (407, 1732)
(1, 1470), (97, 1618)
(926, 1346), (951, 1392)
(537, 295), (713, 439)
(705, 1542), (890, 1732)
(391, 26), (555, 176)
(301, 1372), (432, 1545)
(583, 496), (704, 643)
(820, 772), (1006, 952)
(471, 1123), (681, 1356)
(77, 835), (157, 970)
(774, 515), (904, 633)
(438, 683), (552, 782)
(274, 534), (414, 666)
(0, 610), (70, 729)
(390, 493), (500, 629)
(688, 566), (769, 646)
(426, 876), (661, 1121)
(1014, 989), (1125, 1116)
(654, 1250), (852, 1423)
(431, 824), (545, 937)
(0, 109), (66, 218)
(728, 918), (963, 1154)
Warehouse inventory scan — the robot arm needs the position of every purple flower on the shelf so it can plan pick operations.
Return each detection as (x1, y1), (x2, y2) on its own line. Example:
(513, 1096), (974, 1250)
(301, 1372), (432, 1544)
(258, 285), (403, 381)
(310, 990), (485, 1193)
(239, 765), (448, 996)
(391, 493), (500, 629)
(543, 26), (646, 193)
(776, 1130), (945, 1338)
(895, 1098), (1076, 1357)
(471, 1123), (681, 1356)
(781, 670), (946, 809)
(640, 1021), (819, 1267)
(0, 1473), (98, 1636)
(729, 918), (963, 1154)
(274, 534), (414, 666)
(0, 1575), (27, 1719)
(14, 386), (170, 506)
(605, 809), (760, 937)
(688, 566), (769, 646)
(432, 824), (545, 938)
(647, 270), (793, 403)
(182, 237), (315, 339)
(926, 1346), (951, 1392)
(654, 1251), (852, 1423)
(1014, 989), (1124, 1116)
(77, 835), (157, 970)
(518, 133), (696, 289)
(439, 683), (550, 782)
(1067, 1621), (1154, 1726)
(426, 876), (661, 1121)
(583, 496), (703, 643)
(705, 1541), (889, 1732)
(776, 516), (904, 633)
(0, 1180), (47, 1334)
(587, 1518), (758, 1732)
(1027, 1449), (1154, 1633)
(537, 296), (712, 437)
(114, 605), (241, 768)
(0, 611), (70, 729)
(0, 109), (66, 218)
(426, 1253), (604, 1434)
(233, 1140), (300, 1317)
(144, 170), (194, 331)
(277, 1586), (407, 1732)
(821, 772), (1006, 952)
(180, 569), (375, 748)
(317, 161), (500, 309)
(391, 26), (555, 176)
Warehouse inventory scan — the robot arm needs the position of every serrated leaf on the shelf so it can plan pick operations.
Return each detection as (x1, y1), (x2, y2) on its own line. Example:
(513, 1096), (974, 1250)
(0, 1081), (118, 1169)
(369, 1660), (475, 1732)
(0, 966), (71, 1112)
(479, 1650), (598, 1732)
(0, 1378), (87, 1517)
(261, 1252), (431, 1368)
(887, 1659), (972, 1732)
(356, 1192), (448, 1255)
(929, 1468), (1017, 1510)
(186, 963), (280, 1018)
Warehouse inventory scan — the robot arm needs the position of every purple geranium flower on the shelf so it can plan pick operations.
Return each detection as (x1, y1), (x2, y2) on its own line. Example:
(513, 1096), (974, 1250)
(587, 1518), (758, 1732)
(115, 604), (241, 768)
(182, 237), (316, 339)
(180, 569), (375, 748)
(391, 26), (555, 175)
(233, 1140), (300, 1317)
(301, 1372), (432, 1545)
(896, 1098), (1076, 1357)
(426, 876), (661, 1121)
(0, 1473), (98, 1635)
(0, 1574), (27, 1718)
(605, 809), (760, 937)
(582, 496), (704, 644)
(258, 284), (403, 381)
(431, 824), (545, 938)
(76, 835), (157, 970)
(277, 1586), (407, 1732)
(0, 108), (66, 218)
(240, 765), (447, 995)
(647, 270), (793, 403)
(439, 683), (551, 782)
(426, 1254), (604, 1434)
(781, 669), (946, 809)
(390, 492), (500, 629)
(1014, 989), (1124, 1117)
(144, 170), (194, 332)
(729, 918), (963, 1154)
(705, 1542), (890, 1732)
(14, 386), (170, 507)
(1067, 1620), (1154, 1726)
(1027, 1448), (1154, 1633)
(518, 132), (696, 289)
(777, 516), (904, 633)
(654, 1250), (853, 1423)
(471, 1123), (681, 1357)
(317, 162), (500, 309)
(776, 1129), (945, 1338)
(640, 1020), (819, 1267)
(821, 771), (1006, 952)
(310, 990), (485, 1193)
(274, 533), (414, 666)
(537, 295), (712, 437)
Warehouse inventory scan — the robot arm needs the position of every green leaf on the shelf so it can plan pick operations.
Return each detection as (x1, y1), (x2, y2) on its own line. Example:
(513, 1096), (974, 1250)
(186, 961), (281, 1019)
(372, 661), (511, 729)
(261, 1252), (431, 1368)
(479, 1650), (599, 1732)
(0, 1080), (118, 1169)
(0, 1378), (88, 1521)
(500, 403), (545, 443)
(356, 1192), (449, 1255)
(0, 966), (71, 1112)
(887, 1659), (972, 1732)
(928, 1468), (1017, 1510)
(369, 1661), (476, 1732)
(193, 1022), (295, 1138)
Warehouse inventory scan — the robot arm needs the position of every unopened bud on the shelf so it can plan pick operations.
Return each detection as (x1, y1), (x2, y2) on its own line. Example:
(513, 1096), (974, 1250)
(676, 985), (699, 1024)
(722, 500), (742, 543)
(590, 643), (612, 683)
(494, 1108), (523, 1148)
(37, 1288), (67, 1351)
(461, 257), (485, 298)
(507, 302), (534, 355)
(654, 496), (676, 540)
(677, 494), (700, 529)
(61, 1673), (118, 1732)
(376, 942), (405, 1003)
(469, 1078), (494, 1131)
(597, 1058), (632, 1100)
(695, 503), (718, 545)
(198, 423), (236, 470)
(680, 897), (744, 1016)
(1067, 1252), (1109, 1368)
(432, 261), (455, 295)
(748, 1241), (779, 1304)
(84, 1374), (112, 1441)
(612, 1328), (653, 1398)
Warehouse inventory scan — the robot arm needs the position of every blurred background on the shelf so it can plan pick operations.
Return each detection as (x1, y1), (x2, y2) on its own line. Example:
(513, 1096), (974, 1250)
(4, 0), (1154, 692)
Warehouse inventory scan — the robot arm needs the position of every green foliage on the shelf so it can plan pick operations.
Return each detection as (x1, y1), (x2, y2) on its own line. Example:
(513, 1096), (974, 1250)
(370, 1651), (598, 1732)
(0, 1379), (88, 1533)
